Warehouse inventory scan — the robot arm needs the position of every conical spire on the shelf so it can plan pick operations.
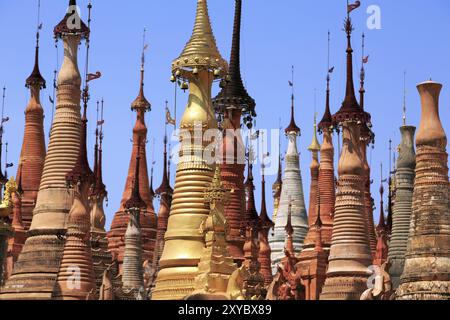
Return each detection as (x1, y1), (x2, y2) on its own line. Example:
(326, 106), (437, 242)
(319, 74), (333, 131)
(131, 29), (151, 112)
(319, 32), (333, 131)
(285, 66), (301, 135)
(284, 200), (295, 255)
(332, 17), (367, 124)
(26, 25), (46, 89)
(149, 168), (155, 200)
(54, 0), (89, 39)
(314, 193), (323, 229)
(125, 140), (146, 210)
(244, 156), (258, 225)
(259, 168), (273, 227)
(155, 130), (172, 195)
(172, 0), (227, 73)
(308, 114), (321, 152)
(285, 200), (294, 237)
(213, 0), (255, 115)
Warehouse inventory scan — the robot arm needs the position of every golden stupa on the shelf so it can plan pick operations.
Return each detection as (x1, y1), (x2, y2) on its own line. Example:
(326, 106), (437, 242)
(152, 0), (228, 300)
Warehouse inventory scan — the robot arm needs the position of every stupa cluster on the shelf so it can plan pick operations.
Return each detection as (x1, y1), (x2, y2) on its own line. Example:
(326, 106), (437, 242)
(0, 0), (448, 300)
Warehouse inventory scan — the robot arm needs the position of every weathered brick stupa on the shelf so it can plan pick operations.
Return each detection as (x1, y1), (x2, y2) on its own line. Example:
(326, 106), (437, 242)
(121, 144), (147, 300)
(152, 0), (228, 300)
(16, 20), (47, 230)
(270, 73), (308, 273)
(297, 116), (328, 300)
(153, 129), (173, 272)
(306, 116), (321, 231)
(358, 34), (376, 256)
(0, 0), (89, 299)
(212, 0), (255, 264)
(89, 109), (112, 292)
(396, 80), (450, 300)
(108, 35), (157, 270)
(316, 67), (336, 251)
(258, 168), (275, 287)
(53, 102), (96, 300)
(5, 172), (26, 279)
(388, 115), (416, 289)
(320, 14), (373, 300)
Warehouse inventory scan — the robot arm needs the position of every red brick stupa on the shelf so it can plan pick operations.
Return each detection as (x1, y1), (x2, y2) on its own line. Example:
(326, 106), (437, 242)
(108, 38), (157, 270)
(17, 16), (47, 230)
(212, 0), (256, 263)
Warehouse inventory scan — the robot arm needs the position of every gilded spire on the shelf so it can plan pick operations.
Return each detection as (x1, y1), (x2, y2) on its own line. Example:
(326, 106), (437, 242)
(308, 113), (321, 152)
(213, 0), (255, 117)
(285, 66), (300, 135)
(131, 28), (151, 112)
(172, 0), (227, 74)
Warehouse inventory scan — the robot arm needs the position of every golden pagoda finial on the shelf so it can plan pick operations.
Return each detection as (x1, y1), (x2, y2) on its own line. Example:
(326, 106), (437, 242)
(172, 0), (227, 77)
(308, 112), (321, 152)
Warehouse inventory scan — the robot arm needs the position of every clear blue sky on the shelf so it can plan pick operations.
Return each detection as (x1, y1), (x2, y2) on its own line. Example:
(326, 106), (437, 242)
(0, 0), (449, 228)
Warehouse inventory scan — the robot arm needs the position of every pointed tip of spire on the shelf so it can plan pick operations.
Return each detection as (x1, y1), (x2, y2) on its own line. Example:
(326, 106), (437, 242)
(212, 0), (255, 115)
(66, 112), (94, 186)
(172, 0), (227, 75)
(131, 43), (151, 112)
(125, 142), (146, 210)
(285, 201), (294, 236)
(259, 174), (274, 228)
(333, 16), (368, 125)
(308, 114), (321, 152)
(285, 91), (301, 135)
(156, 136), (173, 196)
(54, 0), (90, 39)
(25, 37), (46, 89)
